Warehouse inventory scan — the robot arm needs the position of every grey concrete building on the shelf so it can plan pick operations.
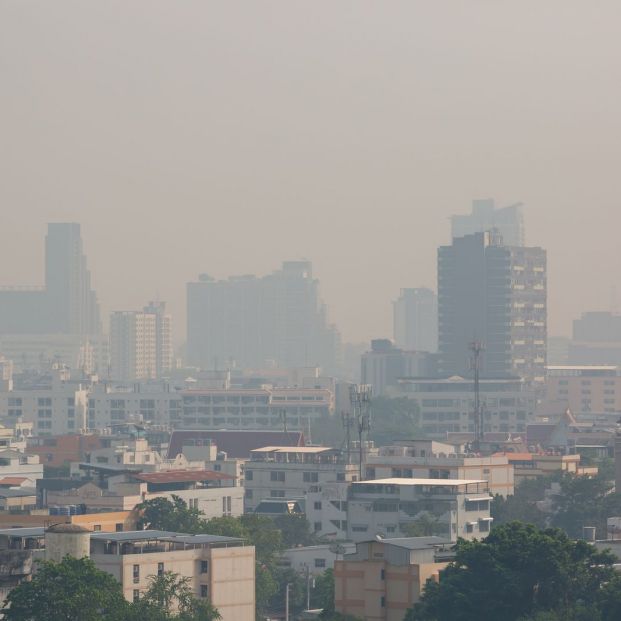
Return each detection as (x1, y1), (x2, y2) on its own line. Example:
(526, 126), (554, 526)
(187, 261), (341, 374)
(451, 198), (525, 246)
(438, 231), (546, 386)
(393, 288), (438, 353)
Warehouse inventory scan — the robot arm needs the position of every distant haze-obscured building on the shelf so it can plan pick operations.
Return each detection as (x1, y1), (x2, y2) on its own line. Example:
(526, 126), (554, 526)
(438, 231), (546, 386)
(451, 198), (525, 246)
(393, 288), (437, 353)
(569, 312), (621, 366)
(361, 340), (435, 396)
(187, 261), (341, 373)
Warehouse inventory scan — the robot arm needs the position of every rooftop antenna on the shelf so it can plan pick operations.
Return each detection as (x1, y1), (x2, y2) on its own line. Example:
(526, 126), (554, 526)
(350, 384), (372, 479)
(469, 341), (485, 452)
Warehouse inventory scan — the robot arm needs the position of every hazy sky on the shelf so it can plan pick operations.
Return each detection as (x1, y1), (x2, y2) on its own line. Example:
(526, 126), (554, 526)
(1, 1), (620, 345)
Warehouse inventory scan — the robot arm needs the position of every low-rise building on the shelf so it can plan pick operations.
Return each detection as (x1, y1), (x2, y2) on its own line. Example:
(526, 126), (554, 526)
(306, 481), (350, 540)
(497, 452), (596, 484)
(243, 446), (359, 512)
(365, 440), (514, 497)
(335, 537), (452, 621)
(0, 449), (43, 484)
(346, 478), (492, 542)
(0, 527), (255, 621)
(389, 376), (535, 439)
(280, 543), (356, 575)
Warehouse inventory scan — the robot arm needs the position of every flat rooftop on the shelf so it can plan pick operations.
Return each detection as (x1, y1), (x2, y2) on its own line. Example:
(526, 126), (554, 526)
(355, 478), (487, 486)
(251, 446), (336, 454)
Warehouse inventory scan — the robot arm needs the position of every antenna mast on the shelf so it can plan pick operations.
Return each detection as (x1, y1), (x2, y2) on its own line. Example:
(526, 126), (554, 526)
(469, 341), (484, 451)
(350, 384), (372, 479)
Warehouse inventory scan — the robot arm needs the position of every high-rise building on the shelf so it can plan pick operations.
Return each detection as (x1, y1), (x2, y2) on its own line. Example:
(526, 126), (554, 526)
(143, 301), (173, 377)
(393, 288), (437, 352)
(109, 311), (157, 382)
(569, 312), (621, 366)
(187, 261), (341, 373)
(0, 223), (101, 338)
(109, 302), (173, 382)
(438, 231), (546, 386)
(451, 199), (525, 246)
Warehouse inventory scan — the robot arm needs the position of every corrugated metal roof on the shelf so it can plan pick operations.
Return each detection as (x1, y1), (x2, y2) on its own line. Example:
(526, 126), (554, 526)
(132, 469), (234, 484)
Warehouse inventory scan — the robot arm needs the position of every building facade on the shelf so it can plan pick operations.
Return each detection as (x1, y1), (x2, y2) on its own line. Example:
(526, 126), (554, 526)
(346, 478), (492, 542)
(393, 288), (438, 353)
(451, 198), (525, 246)
(187, 261), (341, 374)
(110, 311), (157, 382)
(243, 446), (359, 511)
(438, 231), (546, 386)
(389, 376), (536, 439)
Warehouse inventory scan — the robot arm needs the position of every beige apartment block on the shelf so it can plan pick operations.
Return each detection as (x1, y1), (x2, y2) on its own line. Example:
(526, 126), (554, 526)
(545, 365), (621, 414)
(0, 528), (256, 621)
(335, 538), (450, 621)
(366, 440), (514, 497)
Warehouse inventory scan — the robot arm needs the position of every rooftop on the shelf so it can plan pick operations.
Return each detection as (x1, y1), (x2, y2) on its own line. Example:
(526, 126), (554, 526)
(376, 536), (451, 550)
(131, 470), (234, 484)
(251, 446), (336, 454)
(356, 478), (487, 486)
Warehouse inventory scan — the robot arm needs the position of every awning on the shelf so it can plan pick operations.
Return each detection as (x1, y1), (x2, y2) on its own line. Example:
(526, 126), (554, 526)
(465, 496), (492, 502)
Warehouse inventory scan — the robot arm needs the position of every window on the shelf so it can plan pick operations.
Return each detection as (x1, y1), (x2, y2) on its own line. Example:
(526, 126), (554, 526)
(133, 565), (140, 583)
(380, 596), (386, 608)
(314, 558), (326, 568)
(245, 470), (253, 481)
(466, 523), (474, 533)
(270, 490), (285, 498)
(314, 501), (322, 510)
(314, 522), (322, 532)
(381, 568), (385, 580)
(245, 489), (253, 499)
(115, 523), (123, 532)
(366, 467), (375, 479)
(93, 525), (102, 532)
(336, 472), (345, 482)
(157, 563), (164, 576)
(201, 560), (209, 574)
(133, 589), (140, 603)
(200, 584), (209, 598)
(479, 520), (490, 533)
(270, 471), (285, 482)
(303, 472), (319, 483)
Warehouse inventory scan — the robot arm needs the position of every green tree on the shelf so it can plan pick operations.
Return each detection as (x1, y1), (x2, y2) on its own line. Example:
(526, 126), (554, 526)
(3, 556), (130, 621)
(255, 562), (279, 620)
(314, 568), (335, 616)
(239, 514), (284, 564)
(136, 495), (205, 533)
(131, 571), (221, 621)
(406, 522), (618, 621)
(273, 513), (316, 548)
(202, 515), (251, 540)
(402, 512), (441, 537)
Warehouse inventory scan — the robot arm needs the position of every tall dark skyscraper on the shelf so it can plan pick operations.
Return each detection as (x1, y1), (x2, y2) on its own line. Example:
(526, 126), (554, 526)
(0, 223), (101, 336)
(45, 223), (101, 335)
(187, 261), (341, 373)
(438, 231), (546, 386)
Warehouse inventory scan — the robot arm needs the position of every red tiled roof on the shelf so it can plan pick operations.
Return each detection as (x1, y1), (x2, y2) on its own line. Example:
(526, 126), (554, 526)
(167, 430), (305, 459)
(0, 477), (29, 486)
(132, 469), (234, 484)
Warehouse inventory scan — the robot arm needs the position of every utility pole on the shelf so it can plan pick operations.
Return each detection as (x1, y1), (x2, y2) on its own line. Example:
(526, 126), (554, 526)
(280, 409), (288, 433)
(342, 409), (354, 465)
(285, 582), (291, 621)
(469, 341), (484, 452)
(305, 565), (313, 610)
(350, 384), (372, 479)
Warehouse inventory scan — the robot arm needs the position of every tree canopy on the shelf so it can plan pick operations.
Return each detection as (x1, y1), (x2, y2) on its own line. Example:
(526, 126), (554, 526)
(406, 522), (621, 621)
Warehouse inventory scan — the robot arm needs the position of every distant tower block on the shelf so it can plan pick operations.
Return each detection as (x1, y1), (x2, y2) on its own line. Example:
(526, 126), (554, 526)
(45, 523), (91, 562)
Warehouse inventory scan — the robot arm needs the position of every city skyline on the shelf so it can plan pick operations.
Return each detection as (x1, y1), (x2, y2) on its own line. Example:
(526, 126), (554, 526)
(2, 2), (621, 343)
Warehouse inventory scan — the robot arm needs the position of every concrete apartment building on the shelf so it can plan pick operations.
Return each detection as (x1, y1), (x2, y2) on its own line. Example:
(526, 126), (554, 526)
(110, 311), (157, 382)
(389, 376), (535, 438)
(0, 527), (255, 621)
(365, 440), (514, 497)
(346, 478), (492, 543)
(569, 312), (621, 366)
(0, 364), (89, 435)
(305, 481), (351, 540)
(176, 385), (334, 431)
(451, 199), (525, 246)
(335, 537), (451, 621)
(187, 261), (341, 375)
(393, 288), (438, 353)
(361, 340), (434, 396)
(243, 446), (359, 511)
(47, 469), (243, 518)
(438, 231), (546, 387)
(545, 365), (620, 414)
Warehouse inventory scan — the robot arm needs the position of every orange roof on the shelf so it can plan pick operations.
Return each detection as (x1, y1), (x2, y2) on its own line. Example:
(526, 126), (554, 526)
(0, 477), (29, 486)
(493, 452), (533, 462)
